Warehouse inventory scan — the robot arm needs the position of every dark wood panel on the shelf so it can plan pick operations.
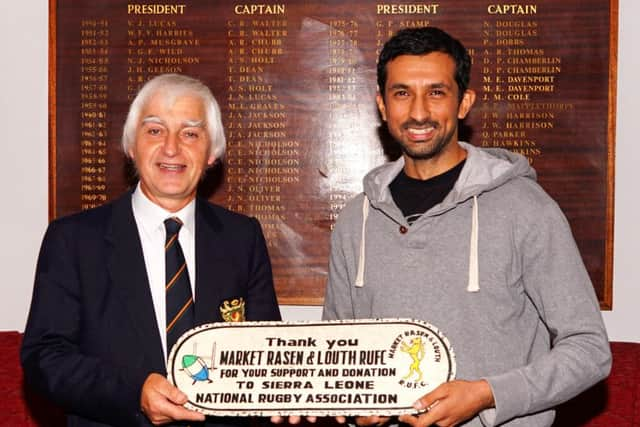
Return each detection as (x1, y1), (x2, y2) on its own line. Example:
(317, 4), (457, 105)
(50, 0), (616, 308)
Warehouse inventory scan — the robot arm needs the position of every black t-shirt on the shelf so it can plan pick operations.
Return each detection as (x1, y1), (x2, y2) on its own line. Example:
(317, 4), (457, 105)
(389, 160), (466, 225)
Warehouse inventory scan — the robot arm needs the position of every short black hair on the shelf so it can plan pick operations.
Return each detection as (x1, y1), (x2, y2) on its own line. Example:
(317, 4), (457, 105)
(377, 27), (471, 101)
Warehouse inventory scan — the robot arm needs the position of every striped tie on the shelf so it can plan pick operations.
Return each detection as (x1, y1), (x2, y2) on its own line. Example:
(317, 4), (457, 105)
(164, 217), (194, 355)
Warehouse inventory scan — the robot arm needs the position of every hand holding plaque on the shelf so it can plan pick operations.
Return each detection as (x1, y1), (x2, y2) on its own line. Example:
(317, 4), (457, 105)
(167, 319), (455, 417)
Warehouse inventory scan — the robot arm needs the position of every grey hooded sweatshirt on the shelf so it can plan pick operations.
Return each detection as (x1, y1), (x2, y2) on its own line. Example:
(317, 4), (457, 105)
(323, 142), (611, 426)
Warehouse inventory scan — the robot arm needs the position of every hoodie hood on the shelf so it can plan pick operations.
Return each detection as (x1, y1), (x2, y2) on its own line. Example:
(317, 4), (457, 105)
(362, 141), (536, 220)
(354, 142), (537, 291)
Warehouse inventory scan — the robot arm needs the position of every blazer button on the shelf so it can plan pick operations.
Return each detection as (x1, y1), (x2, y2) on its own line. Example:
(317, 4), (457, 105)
(399, 225), (408, 234)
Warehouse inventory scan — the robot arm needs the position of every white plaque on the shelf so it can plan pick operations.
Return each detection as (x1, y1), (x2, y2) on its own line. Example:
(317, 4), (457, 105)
(167, 319), (455, 416)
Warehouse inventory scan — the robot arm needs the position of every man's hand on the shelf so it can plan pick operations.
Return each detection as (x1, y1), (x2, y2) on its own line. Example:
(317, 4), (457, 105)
(271, 415), (387, 426)
(270, 415), (317, 424)
(398, 380), (494, 427)
(339, 416), (391, 426)
(140, 373), (206, 425)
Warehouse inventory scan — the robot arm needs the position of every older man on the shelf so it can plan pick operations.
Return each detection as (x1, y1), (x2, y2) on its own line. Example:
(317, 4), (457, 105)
(22, 73), (281, 426)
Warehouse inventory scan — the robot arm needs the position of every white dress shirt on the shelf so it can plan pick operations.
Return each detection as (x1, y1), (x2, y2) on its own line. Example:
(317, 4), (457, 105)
(131, 183), (196, 358)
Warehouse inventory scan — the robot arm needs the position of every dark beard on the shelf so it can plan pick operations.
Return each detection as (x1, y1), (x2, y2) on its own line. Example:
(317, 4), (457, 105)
(395, 120), (457, 160)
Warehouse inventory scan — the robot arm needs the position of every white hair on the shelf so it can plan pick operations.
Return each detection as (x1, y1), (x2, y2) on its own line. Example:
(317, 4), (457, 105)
(121, 73), (226, 160)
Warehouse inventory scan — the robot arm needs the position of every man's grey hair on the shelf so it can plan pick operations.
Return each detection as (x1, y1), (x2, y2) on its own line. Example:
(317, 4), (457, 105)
(121, 73), (226, 160)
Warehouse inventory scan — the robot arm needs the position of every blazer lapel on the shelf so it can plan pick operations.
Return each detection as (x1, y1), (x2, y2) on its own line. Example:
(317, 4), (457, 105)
(194, 199), (227, 325)
(105, 193), (165, 371)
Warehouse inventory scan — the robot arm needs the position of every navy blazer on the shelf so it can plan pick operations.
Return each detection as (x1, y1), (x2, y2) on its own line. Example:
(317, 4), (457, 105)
(21, 192), (281, 426)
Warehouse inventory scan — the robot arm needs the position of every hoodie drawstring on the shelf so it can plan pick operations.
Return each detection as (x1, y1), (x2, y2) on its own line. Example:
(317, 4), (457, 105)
(467, 195), (480, 292)
(354, 196), (369, 288)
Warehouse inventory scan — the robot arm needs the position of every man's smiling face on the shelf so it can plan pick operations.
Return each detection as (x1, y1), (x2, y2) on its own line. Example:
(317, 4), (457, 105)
(377, 52), (473, 163)
(128, 91), (214, 212)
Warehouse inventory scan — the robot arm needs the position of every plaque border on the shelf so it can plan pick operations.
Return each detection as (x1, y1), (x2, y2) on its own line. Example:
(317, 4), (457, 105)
(602, 0), (618, 310)
(49, 0), (58, 221)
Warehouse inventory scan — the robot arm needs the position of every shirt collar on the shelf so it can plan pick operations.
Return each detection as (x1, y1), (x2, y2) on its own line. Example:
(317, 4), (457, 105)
(131, 183), (196, 238)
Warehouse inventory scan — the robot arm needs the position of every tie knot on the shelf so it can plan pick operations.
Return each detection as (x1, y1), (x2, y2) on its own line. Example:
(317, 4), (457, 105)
(164, 217), (183, 236)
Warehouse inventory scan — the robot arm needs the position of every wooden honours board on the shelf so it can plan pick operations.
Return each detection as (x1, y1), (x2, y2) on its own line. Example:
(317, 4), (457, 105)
(50, 0), (617, 307)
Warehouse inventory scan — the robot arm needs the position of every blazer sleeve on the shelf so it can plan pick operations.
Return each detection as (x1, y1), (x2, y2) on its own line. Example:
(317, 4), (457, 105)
(20, 220), (148, 426)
